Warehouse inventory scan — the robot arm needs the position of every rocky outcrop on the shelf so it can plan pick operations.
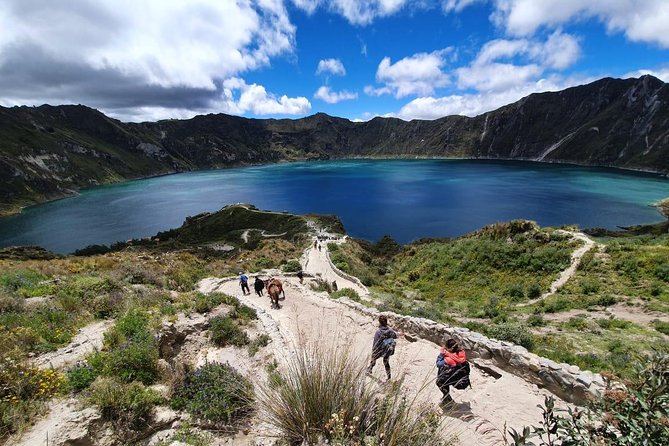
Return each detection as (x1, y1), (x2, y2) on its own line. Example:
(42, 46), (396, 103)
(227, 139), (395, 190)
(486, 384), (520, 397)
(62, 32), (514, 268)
(1, 76), (668, 214)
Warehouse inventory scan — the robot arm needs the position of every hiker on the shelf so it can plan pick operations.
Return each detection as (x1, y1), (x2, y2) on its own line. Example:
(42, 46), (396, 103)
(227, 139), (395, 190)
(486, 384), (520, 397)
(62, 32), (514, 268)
(318, 243), (321, 252)
(254, 276), (264, 296)
(367, 315), (398, 381)
(436, 338), (469, 407)
(314, 240), (318, 249)
(239, 272), (250, 295)
(297, 270), (304, 284)
(332, 280), (338, 291)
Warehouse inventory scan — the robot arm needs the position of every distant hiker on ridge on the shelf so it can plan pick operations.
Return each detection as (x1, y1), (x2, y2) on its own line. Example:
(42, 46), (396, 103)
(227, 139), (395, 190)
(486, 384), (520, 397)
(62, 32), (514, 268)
(254, 276), (264, 296)
(239, 272), (250, 295)
(367, 315), (399, 381)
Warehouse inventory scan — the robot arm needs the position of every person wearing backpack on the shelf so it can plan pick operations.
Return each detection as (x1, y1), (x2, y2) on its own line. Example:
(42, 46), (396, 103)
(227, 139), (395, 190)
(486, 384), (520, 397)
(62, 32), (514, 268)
(436, 338), (469, 407)
(367, 315), (399, 381)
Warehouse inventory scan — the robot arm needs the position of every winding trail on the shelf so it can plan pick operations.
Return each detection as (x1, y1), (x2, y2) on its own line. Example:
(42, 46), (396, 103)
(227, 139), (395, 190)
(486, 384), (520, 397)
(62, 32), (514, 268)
(199, 234), (572, 445)
(518, 231), (596, 307)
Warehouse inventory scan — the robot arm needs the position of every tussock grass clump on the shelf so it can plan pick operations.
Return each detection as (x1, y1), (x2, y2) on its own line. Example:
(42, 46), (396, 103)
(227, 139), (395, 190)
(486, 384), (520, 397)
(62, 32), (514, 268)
(260, 344), (448, 445)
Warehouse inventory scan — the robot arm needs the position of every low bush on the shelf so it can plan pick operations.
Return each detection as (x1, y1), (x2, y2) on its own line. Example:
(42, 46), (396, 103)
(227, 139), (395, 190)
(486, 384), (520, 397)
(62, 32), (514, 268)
(209, 316), (249, 347)
(0, 354), (65, 439)
(652, 319), (669, 335)
(66, 362), (98, 392)
(171, 362), (254, 425)
(596, 318), (631, 330)
(310, 278), (333, 293)
(526, 314), (546, 327)
(487, 323), (535, 350)
(87, 377), (162, 430)
(527, 283), (542, 299)
(229, 303), (257, 322)
(508, 352), (669, 445)
(192, 292), (231, 313)
(90, 308), (160, 385)
(330, 288), (360, 300)
(281, 260), (301, 273)
(247, 334), (271, 357)
(580, 278), (601, 294)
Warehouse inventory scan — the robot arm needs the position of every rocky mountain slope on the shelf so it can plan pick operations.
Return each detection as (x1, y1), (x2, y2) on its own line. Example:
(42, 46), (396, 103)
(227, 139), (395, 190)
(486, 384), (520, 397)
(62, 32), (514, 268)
(1, 75), (668, 215)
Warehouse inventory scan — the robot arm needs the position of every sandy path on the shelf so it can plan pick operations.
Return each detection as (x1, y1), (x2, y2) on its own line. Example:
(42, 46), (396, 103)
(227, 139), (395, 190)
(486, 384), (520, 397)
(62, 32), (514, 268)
(200, 271), (561, 445)
(32, 320), (113, 370)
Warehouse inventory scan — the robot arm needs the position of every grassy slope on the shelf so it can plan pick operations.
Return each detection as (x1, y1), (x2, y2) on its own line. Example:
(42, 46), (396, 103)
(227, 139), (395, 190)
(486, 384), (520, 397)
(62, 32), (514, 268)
(334, 221), (669, 378)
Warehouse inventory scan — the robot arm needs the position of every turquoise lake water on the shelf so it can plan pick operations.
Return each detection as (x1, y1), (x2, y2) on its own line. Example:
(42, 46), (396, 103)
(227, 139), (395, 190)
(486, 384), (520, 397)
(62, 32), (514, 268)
(1, 160), (668, 253)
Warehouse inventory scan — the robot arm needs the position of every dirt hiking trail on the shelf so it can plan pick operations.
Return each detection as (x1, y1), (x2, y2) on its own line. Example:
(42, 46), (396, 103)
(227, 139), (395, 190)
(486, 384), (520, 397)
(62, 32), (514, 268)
(200, 236), (568, 445)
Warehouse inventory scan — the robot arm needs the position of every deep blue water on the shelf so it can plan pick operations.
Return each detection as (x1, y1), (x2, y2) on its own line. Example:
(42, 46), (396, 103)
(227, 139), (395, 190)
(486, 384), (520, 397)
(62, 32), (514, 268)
(1, 160), (668, 253)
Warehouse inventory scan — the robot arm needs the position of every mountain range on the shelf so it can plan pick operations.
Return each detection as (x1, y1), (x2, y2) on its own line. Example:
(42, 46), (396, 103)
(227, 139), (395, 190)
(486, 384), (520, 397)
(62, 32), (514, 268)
(1, 75), (667, 215)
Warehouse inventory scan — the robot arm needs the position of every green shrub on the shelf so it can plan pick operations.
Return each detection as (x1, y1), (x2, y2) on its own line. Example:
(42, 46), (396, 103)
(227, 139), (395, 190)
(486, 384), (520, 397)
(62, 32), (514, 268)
(655, 262), (669, 282)
(653, 319), (669, 335)
(281, 260), (301, 273)
(87, 377), (162, 429)
(229, 303), (257, 322)
(171, 363), (254, 424)
(330, 288), (360, 300)
(541, 296), (570, 313)
(580, 278), (601, 294)
(486, 323), (534, 350)
(106, 339), (160, 385)
(508, 352), (669, 446)
(526, 314), (546, 327)
(527, 283), (542, 299)
(247, 334), (271, 357)
(92, 309), (160, 385)
(596, 318), (631, 330)
(192, 292), (231, 313)
(209, 316), (249, 347)
(564, 316), (589, 330)
(66, 362), (98, 392)
(506, 284), (525, 301)
(255, 257), (275, 270)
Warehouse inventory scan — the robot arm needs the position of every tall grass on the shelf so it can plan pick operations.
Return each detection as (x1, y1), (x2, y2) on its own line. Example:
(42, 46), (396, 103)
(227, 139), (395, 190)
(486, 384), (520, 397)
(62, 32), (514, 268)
(259, 343), (448, 445)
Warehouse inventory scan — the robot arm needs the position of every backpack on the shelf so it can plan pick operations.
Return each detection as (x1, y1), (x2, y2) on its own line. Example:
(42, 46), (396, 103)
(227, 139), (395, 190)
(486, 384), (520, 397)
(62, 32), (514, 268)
(437, 361), (471, 390)
(382, 337), (396, 356)
(452, 361), (471, 389)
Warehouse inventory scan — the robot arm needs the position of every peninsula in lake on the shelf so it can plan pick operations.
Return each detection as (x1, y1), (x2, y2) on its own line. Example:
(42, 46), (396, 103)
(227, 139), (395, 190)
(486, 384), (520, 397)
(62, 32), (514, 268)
(1, 75), (668, 215)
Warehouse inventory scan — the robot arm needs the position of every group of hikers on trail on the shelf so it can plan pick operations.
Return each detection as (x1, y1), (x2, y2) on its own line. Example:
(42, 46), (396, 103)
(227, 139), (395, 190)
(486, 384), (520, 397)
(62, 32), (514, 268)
(368, 314), (471, 408)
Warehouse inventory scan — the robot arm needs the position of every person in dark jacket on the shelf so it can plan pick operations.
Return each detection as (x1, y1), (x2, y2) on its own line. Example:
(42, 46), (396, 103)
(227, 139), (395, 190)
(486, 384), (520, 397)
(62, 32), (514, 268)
(367, 315), (399, 381)
(254, 276), (264, 296)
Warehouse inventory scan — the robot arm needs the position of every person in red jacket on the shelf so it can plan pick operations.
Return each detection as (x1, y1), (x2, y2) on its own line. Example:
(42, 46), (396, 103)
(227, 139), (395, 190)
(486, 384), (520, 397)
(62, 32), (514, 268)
(436, 338), (466, 406)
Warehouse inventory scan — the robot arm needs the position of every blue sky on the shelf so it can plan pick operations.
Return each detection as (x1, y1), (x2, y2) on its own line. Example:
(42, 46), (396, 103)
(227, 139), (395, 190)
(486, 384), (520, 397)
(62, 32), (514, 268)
(0, 0), (667, 122)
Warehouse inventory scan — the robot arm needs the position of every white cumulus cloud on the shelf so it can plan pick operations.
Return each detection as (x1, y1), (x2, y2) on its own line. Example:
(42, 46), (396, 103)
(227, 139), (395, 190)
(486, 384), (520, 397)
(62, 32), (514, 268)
(292, 0), (409, 25)
(0, 0), (297, 120)
(455, 31), (580, 92)
(397, 76), (592, 120)
(314, 86), (358, 103)
(442, 0), (485, 13)
(221, 78), (311, 115)
(316, 58), (346, 76)
(367, 49), (453, 98)
(491, 0), (669, 48)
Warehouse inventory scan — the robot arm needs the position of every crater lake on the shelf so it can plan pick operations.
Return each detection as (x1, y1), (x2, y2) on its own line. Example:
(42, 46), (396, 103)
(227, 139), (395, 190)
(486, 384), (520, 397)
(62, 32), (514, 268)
(1, 160), (668, 253)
